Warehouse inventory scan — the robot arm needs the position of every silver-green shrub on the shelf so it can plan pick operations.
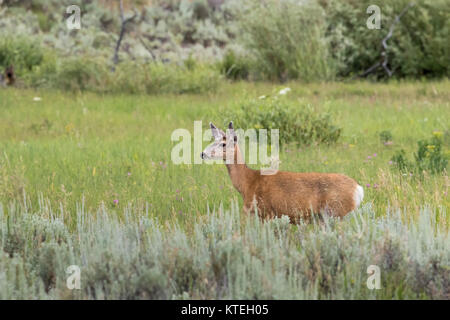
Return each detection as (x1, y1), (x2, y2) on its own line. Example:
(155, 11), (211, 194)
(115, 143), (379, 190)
(0, 198), (448, 299)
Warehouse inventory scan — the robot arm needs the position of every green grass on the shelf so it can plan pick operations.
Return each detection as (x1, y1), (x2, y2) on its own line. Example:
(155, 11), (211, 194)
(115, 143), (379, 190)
(0, 80), (448, 299)
(0, 81), (448, 222)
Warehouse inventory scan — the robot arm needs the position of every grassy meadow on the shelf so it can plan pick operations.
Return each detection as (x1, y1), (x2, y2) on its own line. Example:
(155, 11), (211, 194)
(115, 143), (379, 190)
(0, 80), (448, 299)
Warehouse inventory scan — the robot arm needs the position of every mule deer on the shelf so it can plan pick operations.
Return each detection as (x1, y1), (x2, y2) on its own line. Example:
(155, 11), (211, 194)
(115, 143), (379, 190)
(201, 122), (364, 223)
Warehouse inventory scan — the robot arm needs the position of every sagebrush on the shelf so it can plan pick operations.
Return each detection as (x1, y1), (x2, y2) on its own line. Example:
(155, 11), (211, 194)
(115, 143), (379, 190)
(0, 199), (448, 299)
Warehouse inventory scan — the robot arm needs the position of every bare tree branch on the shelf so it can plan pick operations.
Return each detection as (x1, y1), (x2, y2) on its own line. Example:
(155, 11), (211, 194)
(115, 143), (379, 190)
(359, 61), (381, 78)
(138, 36), (157, 61)
(112, 0), (137, 71)
(358, 2), (414, 79)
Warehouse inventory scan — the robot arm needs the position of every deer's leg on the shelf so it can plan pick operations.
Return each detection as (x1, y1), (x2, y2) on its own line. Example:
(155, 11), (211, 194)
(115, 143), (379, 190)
(243, 195), (259, 216)
(243, 202), (256, 215)
(243, 204), (251, 215)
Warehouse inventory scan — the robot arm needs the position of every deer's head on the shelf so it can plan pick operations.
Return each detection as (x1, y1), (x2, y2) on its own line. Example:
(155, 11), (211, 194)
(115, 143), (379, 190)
(201, 122), (237, 161)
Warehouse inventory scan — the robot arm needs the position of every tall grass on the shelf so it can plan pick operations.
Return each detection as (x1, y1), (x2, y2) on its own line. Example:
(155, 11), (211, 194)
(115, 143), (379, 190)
(0, 81), (448, 218)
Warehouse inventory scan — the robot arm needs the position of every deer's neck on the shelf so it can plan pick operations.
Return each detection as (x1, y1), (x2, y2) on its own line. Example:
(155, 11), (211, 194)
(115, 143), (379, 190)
(225, 145), (257, 196)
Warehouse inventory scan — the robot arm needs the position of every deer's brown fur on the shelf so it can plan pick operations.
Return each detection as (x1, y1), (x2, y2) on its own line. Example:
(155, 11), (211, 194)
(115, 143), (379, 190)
(227, 145), (358, 222)
(202, 122), (362, 223)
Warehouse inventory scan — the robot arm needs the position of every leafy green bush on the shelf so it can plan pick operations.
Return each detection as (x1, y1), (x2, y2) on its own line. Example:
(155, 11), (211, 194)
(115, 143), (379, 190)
(0, 36), (44, 76)
(21, 54), (221, 94)
(21, 50), (59, 88)
(219, 50), (251, 80)
(224, 96), (341, 146)
(112, 61), (221, 94)
(323, 0), (450, 78)
(56, 56), (110, 92)
(391, 132), (448, 174)
(391, 149), (411, 172)
(414, 134), (448, 174)
(240, 0), (334, 81)
(380, 130), (393, 144)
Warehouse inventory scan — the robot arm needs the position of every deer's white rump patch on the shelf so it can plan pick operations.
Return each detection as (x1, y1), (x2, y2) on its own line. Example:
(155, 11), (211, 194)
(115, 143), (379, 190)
(354, 185), (364, 208)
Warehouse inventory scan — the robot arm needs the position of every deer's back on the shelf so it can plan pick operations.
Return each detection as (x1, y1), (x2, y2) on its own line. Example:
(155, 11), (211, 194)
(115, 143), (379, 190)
(250, 171), (359, 220)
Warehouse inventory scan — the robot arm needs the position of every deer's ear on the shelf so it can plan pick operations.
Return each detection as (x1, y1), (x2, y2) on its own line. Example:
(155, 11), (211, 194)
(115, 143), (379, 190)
(227, 121), (237, 142)
(210, 122), (221, 140)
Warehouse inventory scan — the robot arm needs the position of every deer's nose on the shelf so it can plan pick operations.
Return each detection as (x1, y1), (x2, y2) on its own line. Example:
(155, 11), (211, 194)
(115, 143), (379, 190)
(201, 152), (206, 159)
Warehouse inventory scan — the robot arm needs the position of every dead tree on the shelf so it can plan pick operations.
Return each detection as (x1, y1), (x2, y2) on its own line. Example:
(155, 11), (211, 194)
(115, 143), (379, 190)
(112, 0), (137, 71)
(359, 2), (415, 79)
(138, 36), (157, 61)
